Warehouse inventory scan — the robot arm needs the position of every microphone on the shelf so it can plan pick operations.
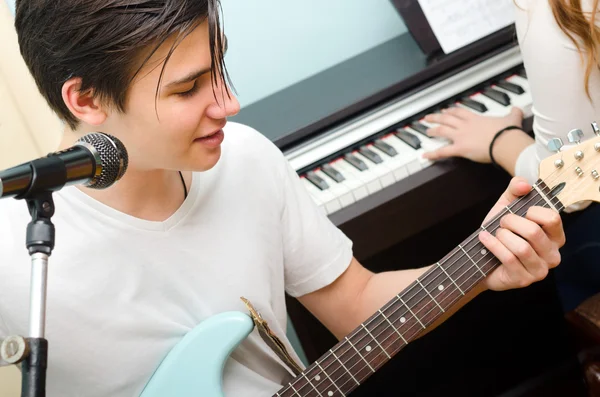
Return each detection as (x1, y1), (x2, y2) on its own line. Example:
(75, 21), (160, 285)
(0, 132), (129, 200)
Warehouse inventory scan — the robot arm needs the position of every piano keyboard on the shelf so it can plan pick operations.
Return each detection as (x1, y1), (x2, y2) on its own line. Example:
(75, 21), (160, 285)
(285, 46), (531, 215)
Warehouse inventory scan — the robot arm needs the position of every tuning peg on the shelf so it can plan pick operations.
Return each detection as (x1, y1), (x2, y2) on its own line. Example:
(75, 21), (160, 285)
(592, 121), (600, 136)
(548, 138), (565, 168)
(548, 138), (564, 153)
(568, 129), (584, 144)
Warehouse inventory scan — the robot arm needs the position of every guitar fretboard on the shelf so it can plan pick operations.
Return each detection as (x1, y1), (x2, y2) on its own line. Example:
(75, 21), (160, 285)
(274, 180), (564, 397)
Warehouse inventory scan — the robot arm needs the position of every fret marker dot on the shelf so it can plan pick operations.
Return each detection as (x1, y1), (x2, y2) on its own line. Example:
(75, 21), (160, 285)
(328, 392), (334, 397)
(481, 249), (487, 255)
(400, 317), (406, 323)
(314, 375), (321, 382)
(366, 346), (372, 352)
(438, 285), (444, 291)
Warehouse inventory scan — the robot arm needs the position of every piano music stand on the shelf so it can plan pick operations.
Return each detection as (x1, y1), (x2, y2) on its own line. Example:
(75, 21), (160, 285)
(389, 0), (444, 59)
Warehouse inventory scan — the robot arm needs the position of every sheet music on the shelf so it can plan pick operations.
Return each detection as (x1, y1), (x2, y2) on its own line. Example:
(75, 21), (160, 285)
(417, 0), (515, 54)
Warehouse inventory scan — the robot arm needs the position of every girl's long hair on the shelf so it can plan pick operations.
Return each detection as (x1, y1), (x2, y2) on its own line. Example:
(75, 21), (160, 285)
(549, 0), (600, 98)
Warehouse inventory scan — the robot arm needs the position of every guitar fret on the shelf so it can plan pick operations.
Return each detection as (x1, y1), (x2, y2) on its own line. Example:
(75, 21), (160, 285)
(345, 337), (375, 373)
(505, 206), (514, 214)
(316, 362), (345, 396)
(398, 296), (426, 329)
(301, 374), (323, 397)
(289, 383), (301, 396)
(458, 244), (486, 277)
(379, 309), (408, 344)
(416, 279), (445, 313)
(361, 324), (391, 359)
(437, 262), (464, 295)
(533, 183), (558, 212)
(539, 181), (564, 211)
(331, 350), (360, 386)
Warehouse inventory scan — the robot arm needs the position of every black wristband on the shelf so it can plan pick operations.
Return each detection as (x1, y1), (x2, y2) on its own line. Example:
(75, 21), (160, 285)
(489, 126), (523, 169)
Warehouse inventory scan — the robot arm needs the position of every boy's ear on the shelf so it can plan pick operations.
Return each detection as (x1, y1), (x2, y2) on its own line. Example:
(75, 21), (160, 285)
(61, 77), (108, 126)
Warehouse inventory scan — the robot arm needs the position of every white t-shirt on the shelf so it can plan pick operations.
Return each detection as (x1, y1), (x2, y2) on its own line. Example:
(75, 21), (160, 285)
(0, 122), (353, 396)
(514, 0), (600, 183)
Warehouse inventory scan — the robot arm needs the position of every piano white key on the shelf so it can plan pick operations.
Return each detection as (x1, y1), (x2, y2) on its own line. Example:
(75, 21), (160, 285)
(493, 85), (532, 115)
(334, 159), (381, 196)
(467, 93), (510, 117)
(379, 135), (422, 175)
(506, 74), (531, 93)
(417, 118), (451, 145)
(353, 151), (396, 188)
(404, 126), (446, 167)
(313, 169), (355, 209)
(367, 145), (413, 185)
(329, 159), (370, 201)
(331, 159), (369, 201)
(495, 75), (533, 117)
(301, 177), (340, 215)
(379, 133), (419, 156)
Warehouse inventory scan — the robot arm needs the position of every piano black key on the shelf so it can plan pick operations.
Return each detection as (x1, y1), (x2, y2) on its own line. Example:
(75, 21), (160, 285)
(321, 164), (345, 183)
(459, 97), (488, 113)
(373, 139), (398, 157)
(517, 68), (527, 78)
(496, 80), (525, 95)
(359, 146), (383, 164)
(410, 121), (430, 136)
(395, 129), (422, 150)
(345, 153), (368, 171)
(305, 171), (329, 190)
(482, 88), (511, 106)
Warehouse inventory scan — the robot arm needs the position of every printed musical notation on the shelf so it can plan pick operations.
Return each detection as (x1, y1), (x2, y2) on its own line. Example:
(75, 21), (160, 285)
(417, 0), (515, 53)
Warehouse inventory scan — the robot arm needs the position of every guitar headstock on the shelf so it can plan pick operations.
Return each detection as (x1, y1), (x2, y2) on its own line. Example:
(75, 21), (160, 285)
(539, 122), (600, 208)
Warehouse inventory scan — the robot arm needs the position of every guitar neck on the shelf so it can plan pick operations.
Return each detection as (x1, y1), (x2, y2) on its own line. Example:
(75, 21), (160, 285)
(274, 180), (565, 397)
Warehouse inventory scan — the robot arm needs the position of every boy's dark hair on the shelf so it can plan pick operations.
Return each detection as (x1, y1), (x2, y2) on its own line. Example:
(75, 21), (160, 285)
(15, 0), (230, 129)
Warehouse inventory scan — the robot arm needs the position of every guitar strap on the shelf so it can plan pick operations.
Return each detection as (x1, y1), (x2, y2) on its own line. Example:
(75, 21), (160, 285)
(241, 297), (304, 377)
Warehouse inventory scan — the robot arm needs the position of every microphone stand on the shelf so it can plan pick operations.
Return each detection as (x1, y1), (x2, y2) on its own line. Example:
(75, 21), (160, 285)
(0, 156), (67, 397)
(19, 190), (55, 397)
(1, 191), (55, 397)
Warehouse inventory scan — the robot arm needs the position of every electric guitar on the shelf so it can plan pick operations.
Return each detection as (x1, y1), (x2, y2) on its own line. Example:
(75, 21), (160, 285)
(140, 126), (600, 397)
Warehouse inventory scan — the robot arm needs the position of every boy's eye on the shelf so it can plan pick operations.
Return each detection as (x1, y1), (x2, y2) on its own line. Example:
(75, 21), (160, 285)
(176, 81), (199, 98)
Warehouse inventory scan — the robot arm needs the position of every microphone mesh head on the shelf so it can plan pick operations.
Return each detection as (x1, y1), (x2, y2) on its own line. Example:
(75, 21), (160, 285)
(76, 133), (129, 189)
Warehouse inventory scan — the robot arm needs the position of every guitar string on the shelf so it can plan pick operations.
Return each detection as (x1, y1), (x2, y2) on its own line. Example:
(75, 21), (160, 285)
(331, 156), (598, 391)
(285, 173), (568, 396)
(284, 186), (554, 397)
(287, 193), (553, 397)
(338, 197), (558, 390)
(283, 147), (588, 396)
(318, 159), (587, 394)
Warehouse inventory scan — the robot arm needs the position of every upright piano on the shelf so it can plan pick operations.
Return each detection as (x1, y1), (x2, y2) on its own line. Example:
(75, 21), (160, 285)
(232, 11), (586, 397)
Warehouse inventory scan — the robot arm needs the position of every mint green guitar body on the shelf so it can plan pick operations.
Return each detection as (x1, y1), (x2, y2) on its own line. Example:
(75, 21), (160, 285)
(139, 312), (254, 397)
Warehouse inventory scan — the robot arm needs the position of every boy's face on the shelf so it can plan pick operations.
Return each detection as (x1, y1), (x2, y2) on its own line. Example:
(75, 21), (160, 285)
(100, 21), (240, 172)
